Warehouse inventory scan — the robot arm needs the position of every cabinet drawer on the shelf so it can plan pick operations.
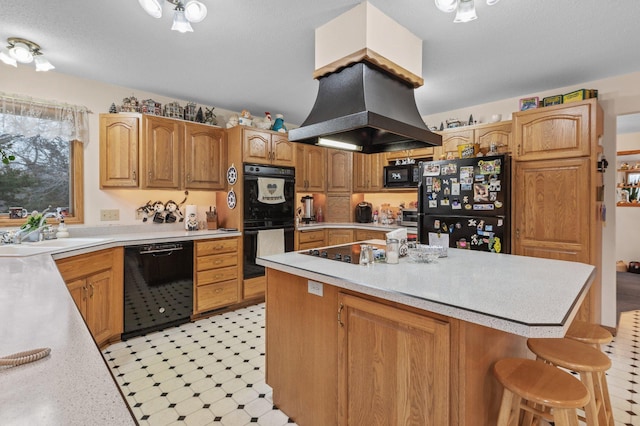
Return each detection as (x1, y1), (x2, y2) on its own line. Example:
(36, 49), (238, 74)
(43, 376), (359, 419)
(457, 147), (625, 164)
(196, 280), (238, 312)
(196, 238), (238, 256)
(299, 230), (325, 244)
(355, 230), (387, 242)
(197, 265), (238, 286)
(196, 252), (237, 272)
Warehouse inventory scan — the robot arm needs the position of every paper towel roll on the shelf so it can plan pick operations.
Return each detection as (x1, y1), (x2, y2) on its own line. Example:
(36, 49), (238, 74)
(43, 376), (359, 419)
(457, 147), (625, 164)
(185, 205), (198, 230)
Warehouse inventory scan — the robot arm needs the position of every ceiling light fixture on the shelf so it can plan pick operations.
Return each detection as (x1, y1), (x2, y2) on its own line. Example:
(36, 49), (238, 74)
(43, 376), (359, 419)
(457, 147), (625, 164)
(138, 0), (207, 32)
(435, 0), (499, 23)
(0, 38), (55, 71)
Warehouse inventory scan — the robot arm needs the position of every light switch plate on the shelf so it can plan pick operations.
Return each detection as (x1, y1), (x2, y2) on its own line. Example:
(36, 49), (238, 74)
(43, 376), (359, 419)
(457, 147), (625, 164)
(308, 280), (323, 297)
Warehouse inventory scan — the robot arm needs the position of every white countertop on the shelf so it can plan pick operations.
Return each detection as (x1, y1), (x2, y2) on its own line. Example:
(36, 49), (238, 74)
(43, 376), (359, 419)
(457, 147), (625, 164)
(257, 242), (595, 338)
(0, 227), (240, 425)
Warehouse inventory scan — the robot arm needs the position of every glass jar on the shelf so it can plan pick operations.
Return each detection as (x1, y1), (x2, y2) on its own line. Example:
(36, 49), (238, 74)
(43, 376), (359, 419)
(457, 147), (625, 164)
(386, 238), (399, 264)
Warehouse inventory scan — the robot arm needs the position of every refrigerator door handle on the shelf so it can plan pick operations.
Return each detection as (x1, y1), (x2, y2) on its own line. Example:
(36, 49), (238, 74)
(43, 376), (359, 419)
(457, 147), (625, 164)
(417, 181), (424, 244)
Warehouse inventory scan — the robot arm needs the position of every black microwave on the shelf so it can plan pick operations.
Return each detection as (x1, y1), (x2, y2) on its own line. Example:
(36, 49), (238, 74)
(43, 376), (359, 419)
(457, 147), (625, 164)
(383, 164), (420, 188)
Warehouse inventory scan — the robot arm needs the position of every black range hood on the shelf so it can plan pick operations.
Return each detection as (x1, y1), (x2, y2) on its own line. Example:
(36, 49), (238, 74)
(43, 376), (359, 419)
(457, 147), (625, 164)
(288, 61), (442, 154)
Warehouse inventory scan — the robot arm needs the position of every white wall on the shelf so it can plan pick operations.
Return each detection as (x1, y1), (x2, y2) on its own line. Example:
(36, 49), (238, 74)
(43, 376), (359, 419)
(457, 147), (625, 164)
(422, 70), (640, 328)
(616, 131), (640, 264)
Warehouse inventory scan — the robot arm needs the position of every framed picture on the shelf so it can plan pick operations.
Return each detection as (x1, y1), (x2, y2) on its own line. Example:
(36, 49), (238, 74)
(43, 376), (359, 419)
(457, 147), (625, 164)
(519, 97), (539, 111)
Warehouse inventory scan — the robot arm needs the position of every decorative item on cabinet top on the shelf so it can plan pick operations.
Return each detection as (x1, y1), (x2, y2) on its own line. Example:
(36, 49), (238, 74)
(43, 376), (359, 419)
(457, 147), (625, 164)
(110, 96), (217, 125)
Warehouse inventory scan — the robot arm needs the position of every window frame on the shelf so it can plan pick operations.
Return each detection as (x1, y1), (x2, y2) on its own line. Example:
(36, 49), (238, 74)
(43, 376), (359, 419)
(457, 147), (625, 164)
(0, 139), (84, 227)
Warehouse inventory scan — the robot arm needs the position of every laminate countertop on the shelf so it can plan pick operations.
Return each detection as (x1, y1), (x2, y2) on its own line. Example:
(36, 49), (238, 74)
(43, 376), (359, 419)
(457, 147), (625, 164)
(257, 241), (595, 338)
(0, 227), (240, 426)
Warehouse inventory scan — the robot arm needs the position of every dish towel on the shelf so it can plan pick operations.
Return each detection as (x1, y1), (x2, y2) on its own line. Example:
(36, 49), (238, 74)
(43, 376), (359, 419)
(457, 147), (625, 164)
(256, 228), (285, 258)
(257, 177), (285, 204)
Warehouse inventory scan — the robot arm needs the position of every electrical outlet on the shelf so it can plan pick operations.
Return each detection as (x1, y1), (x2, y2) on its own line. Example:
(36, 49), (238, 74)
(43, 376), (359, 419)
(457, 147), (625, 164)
(308, 280), (323, 297)
(100, 209), (119, 221)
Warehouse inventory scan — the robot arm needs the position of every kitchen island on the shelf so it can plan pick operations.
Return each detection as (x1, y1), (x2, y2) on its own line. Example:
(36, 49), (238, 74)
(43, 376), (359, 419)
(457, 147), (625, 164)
(257, 243), (595, 425)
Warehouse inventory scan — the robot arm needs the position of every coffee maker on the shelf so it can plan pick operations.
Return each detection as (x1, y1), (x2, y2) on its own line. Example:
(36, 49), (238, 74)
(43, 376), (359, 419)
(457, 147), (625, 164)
(301, 195), (314, 223)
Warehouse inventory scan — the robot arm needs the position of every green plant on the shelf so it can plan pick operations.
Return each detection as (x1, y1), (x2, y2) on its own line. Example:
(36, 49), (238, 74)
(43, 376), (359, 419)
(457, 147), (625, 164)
(21, 213), (43, 232)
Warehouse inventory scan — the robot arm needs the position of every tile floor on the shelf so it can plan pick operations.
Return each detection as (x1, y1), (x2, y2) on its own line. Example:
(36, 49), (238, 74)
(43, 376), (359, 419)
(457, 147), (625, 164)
(104, 304), (640, 426)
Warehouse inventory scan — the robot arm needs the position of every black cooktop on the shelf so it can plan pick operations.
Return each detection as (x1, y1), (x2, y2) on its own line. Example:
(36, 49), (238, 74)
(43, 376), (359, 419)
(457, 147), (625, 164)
(303, 243), (384, 264)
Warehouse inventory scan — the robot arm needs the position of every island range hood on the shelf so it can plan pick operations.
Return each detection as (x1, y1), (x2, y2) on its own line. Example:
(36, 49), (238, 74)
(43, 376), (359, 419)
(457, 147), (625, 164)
(288, 2), (442, 154)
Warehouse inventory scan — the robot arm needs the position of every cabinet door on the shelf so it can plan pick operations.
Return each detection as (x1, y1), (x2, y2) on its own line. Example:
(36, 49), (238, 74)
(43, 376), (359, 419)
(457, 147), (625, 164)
(142, 116), (181, 189)
(513, 102), (592, 161)
(338, 293), (450, 425)
(295, 143), (307, 191)
(326, 229), (353, 246)
(67, 278), (87, 318)
(440, 128), (473, 159)
(85, 269), (115, 345)
(271, 134), (296, 167)
(327, 149), (352, 192)
(305, 146), (326, 192)
(513, 158), (590, 263)
(368, 153), (385, 191)
(352, 153), (368, 192)
(476, 122), (512, 155)
(243, 129), (271, 164)
(184, 123), (225, 190)
(99, 114), (139, 188)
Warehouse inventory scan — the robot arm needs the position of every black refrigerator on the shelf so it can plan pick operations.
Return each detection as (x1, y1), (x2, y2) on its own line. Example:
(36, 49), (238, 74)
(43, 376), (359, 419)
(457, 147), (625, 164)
(417, 154), (511, 254)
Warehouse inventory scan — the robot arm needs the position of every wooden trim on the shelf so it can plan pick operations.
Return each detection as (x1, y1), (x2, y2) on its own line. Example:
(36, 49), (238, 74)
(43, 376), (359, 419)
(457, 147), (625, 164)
(617, 149), (640, 156)
(312, 48), (424, 88)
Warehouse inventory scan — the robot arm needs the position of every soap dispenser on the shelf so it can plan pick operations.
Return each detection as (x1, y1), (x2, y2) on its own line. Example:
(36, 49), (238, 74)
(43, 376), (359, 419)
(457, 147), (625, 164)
(56, 218), (69, 238)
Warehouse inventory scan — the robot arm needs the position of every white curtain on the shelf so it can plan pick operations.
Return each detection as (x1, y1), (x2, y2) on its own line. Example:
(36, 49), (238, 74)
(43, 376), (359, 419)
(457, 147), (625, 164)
(0, 93), (90, 143)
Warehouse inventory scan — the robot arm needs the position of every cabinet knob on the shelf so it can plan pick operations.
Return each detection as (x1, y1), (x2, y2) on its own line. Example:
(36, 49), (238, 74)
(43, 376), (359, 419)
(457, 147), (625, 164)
(132, 170), (137, 180)
(515, 229), (520, 239)
(187, 173), (191, 182)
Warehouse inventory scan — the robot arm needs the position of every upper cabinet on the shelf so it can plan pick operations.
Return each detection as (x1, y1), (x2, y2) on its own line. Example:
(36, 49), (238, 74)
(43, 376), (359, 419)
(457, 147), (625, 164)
(99, 113), (226, 190)
(352, 152), (385, 192)
(296, 144), (326, 192)
(385, 147), (434, 162)
(183, 122), (226, 190)
(242, 128), (295, 167)
(99, 113), (139, 188)
(513, 101), (596, 161)
(326, 149), (352, 192)
(141, 115), (182, 189)
(434, 121), (512, 160)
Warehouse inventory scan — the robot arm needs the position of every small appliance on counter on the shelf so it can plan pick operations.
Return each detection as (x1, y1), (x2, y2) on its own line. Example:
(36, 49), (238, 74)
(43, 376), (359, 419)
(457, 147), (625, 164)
(355, 202), (373, 223)
(301, 195), (315, 223)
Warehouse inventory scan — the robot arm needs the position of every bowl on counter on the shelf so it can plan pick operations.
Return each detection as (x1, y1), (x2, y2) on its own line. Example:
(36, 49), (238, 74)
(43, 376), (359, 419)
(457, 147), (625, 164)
(407, 245), (444, 263)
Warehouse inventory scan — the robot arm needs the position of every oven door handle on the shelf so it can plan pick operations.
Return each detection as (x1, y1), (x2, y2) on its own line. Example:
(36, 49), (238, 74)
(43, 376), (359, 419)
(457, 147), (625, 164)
(244, 227), (295, 234)
(139, 246), (183, 256)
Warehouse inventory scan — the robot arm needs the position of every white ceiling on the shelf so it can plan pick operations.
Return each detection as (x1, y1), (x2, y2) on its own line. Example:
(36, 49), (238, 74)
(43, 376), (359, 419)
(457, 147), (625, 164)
(2, 0), (640, 126)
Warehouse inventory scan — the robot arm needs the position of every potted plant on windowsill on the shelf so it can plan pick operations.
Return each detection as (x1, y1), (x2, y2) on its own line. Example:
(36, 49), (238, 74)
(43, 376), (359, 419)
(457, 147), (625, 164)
(19, 213), (44, 242)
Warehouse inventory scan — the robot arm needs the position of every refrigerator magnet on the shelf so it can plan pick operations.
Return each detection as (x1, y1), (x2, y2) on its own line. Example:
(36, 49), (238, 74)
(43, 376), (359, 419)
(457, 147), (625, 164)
(434, 220), (440, 229)
(495, 201), (503, 209)
(428, 200), (437, 208)
(452, 200), (461, 209)
(440, 198), (450, 206)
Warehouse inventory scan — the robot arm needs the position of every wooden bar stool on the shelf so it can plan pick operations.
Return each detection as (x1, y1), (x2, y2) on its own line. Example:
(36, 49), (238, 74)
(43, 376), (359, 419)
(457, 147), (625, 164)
(565, 320), (613, 350)
(527, 338), (614, 426)
(493, 358), (590, 426)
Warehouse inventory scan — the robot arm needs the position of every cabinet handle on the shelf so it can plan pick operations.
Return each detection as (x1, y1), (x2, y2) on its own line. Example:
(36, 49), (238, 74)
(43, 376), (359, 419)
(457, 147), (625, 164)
(515, 229), (520, 239)
(89, 283), (94, 298)
(82, 286), (88, 301)
(148, 171), (152, 180)
(337, 302), (344, 327)
(187, 173), (191, 182)
(132, 170), (137, 180)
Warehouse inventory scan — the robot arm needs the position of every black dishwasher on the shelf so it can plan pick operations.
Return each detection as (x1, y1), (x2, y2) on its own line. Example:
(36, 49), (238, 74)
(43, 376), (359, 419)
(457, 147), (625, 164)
(122, 241), (193, 340)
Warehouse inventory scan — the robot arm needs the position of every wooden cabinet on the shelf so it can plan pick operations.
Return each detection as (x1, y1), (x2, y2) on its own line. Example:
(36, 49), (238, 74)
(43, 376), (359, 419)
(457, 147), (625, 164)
(242, 128), (295, 167)
(100, 113), (225, 190)
(513, 102), (593, 161)
(296, 144), (326, 192)
(513, 99), (603, 322)
(326, 229), (353, 246)
(183, 122), (226, 190)
(326, 149), (352, 192)
(338, 293), (450, 425)
(194, 237), (240, 315)
(354, 229), (387, 242)
(352, 152), (385, 192)
(434, 121), (512, 160)
(56, 248), (124, 347)
(99, 113), (139, 188)
(297, 229), (325, 250)
(141, 114), (182, 189)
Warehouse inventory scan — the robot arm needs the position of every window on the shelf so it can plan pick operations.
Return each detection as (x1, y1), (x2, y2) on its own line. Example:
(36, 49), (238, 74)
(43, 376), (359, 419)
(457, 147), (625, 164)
(0, 94), (87, 226)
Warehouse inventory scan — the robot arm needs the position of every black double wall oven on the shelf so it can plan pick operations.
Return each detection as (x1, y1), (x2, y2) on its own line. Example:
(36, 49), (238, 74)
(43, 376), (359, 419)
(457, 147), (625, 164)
(243, 163), (295, 279)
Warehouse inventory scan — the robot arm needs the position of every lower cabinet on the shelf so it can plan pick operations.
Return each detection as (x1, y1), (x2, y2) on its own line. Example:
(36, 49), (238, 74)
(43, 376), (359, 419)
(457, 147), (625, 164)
(326, 229), (353, 246)
(56, 247), (124, 347)
(297, 229), (326, 250)
(194, 237), (240, 315)
(338, 293), (450, 425)
(354, 229), (387, 242)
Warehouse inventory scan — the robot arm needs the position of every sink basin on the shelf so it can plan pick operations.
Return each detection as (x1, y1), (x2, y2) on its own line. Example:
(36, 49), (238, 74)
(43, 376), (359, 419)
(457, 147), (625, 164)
(0, 245), (56, 257)
(27, 237), (111, 248)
